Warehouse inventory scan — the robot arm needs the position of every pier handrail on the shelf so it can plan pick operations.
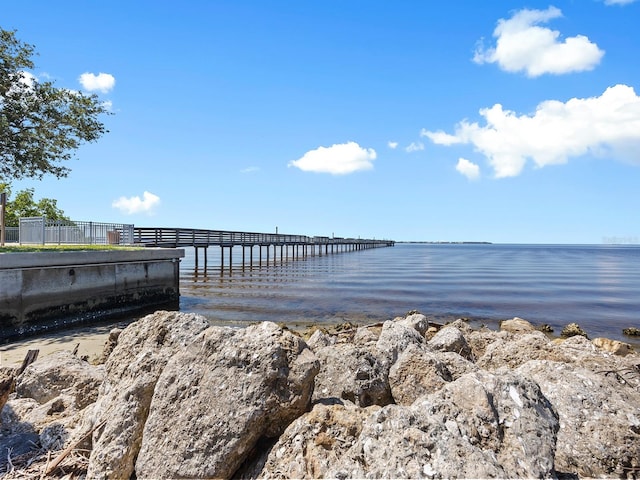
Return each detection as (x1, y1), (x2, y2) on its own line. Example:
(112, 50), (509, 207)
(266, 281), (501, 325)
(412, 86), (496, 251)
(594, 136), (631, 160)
(133, 227), (394, 248)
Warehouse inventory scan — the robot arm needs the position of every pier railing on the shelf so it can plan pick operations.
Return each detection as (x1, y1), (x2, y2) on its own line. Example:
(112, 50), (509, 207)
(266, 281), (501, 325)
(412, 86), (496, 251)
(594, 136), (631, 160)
(133, 227), (393, 248)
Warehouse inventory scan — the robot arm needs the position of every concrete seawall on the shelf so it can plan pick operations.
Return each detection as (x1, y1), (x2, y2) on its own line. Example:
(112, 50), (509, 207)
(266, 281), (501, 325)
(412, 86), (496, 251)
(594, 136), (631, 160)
(0, 248), (183, 341)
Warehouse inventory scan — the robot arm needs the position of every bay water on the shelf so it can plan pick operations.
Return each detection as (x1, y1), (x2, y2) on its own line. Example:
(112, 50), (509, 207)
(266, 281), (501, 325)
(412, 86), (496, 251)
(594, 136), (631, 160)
(179, 243), (640, 345)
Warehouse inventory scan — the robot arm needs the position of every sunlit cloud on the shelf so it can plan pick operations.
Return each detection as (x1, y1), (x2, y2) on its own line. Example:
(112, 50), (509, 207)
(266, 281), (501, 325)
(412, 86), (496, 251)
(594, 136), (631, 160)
(240, 166), (260, 174)
(422, 84), (640, 178)
(112, 191), (160, 215)
(473, 7), (604, 77)
(387, 141), (398, 149)
(405, 142), (425, 153)
(603, 0), (637, 4)
(456, 158), (480, 180)
(79, 72), (116, 93)
(288, 142), (376, 175)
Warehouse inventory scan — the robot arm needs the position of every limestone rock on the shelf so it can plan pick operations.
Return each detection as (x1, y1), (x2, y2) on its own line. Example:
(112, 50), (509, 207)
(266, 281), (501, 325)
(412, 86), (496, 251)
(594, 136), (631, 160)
(15, 350), (104, 409)
(561, 322), (588, 338)
(375, 319), (424, 363)
(388, 343), (452, 405)
(396, 312), (429, 336)
(247, 401), (376, 479)
(305, 328), (335, 351)
(352, 325), (379, 345)
(623, 327), (640, 336)
(500, 316), (536, 334)
(134, 321), (319, 480)
(428, 326), (474, 361)
(477, 330), (564, 370)
(592, 337), (635, 356)
(254, 370), (559, 479)
(517, 359), (640, 477)
(437, 351), (479, 379)
(86, 310), (210, 480)
(312, 342), (392, 407)
(101, 327), (123, 361)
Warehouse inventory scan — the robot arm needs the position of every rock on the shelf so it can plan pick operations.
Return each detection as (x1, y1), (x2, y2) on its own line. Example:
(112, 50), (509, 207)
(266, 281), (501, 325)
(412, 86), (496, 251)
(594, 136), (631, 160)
(254, 370), (559, 479)
(312, 342), (392, 407)
(245, 401), (377, 479)
(537, 323), (554, 333)
(0, 369), (15, 418)
(305, 328), (335, 351)
(623, 327), (640, 336)
(396, 312), (429, 336)
(352, 326), (379, 345)
(517, 359), (640, 477)
(375, 319), (424, 364)
(592, 337), (634, 356)
(500, 316), (535, 334)
(437, 351), (479, 379)
(15, 350), (104, 410)
(134, 321), (319, 480)
(428, 326), (474, 361)
(561, 322), (588, 338)
(86, 311), (210, 480)
(477, 330), (564, 370)
(101, 327), (123, 361)
(389, 343), (452, 405)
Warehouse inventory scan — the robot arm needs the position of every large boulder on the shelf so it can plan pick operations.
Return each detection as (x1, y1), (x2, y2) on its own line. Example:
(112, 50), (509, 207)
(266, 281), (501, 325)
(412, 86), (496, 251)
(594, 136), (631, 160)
(86, 311), (210, 480)
(517, 359), (640, 477)
(252, 370), (559, 479)
(134, 321), (319, 480)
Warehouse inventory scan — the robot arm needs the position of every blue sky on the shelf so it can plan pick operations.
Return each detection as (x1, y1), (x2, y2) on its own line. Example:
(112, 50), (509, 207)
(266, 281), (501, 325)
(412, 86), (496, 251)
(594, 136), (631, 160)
(3, 0), (639, 243)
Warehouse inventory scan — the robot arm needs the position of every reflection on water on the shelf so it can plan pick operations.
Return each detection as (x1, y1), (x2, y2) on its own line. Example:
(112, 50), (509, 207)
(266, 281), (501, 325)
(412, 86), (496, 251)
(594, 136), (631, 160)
(178, 243), (640, 344)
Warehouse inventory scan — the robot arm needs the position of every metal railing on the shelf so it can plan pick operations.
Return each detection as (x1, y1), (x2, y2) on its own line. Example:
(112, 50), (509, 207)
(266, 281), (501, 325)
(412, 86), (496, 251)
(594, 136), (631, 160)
(18, 217), (134, 245)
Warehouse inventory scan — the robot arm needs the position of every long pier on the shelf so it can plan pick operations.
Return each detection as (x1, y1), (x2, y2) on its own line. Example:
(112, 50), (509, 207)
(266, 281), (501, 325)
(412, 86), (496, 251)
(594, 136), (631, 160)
(133, 227), (394, 269)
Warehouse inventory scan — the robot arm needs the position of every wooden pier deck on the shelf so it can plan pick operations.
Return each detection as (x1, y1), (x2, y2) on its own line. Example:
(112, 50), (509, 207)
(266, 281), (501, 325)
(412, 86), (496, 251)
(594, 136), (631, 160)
(133, 227), (394, 269)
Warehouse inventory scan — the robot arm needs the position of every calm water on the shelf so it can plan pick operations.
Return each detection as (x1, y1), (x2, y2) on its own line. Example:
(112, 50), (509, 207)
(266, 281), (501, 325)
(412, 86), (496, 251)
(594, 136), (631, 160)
(178, 243), (640, 344)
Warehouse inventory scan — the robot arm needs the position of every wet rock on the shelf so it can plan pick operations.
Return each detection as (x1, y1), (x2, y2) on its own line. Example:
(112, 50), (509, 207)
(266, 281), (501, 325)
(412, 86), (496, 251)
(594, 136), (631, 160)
(86, 311), (210, 480)
(388, 343), (452, 405)
(561, 322), (588, 338)
(623, 327), (640, 336)
(134, 321), (319, 480)
(500, 316), (535, 334)
(428, 326), (474, 361)
(517, 359), (640, 477)
(312, 342), (392, 407)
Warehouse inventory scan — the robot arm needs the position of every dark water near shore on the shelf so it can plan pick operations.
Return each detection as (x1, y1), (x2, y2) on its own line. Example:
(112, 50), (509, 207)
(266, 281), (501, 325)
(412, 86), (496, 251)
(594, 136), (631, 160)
(178, 243), (640, 344)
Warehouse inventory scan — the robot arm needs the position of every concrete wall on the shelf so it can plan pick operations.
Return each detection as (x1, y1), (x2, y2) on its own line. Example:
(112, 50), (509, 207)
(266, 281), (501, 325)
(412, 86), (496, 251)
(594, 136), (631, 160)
(0, 249), (183, 341)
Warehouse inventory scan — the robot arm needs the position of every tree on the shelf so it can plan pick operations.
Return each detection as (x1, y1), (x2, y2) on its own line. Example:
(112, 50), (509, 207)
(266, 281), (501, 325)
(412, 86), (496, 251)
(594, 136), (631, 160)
(0, 183), (69, 227)
(0, 28), (110, 183)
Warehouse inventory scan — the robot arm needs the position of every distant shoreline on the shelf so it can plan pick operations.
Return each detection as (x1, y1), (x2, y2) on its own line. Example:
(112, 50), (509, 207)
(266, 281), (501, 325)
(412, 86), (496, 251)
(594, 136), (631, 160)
(396, 241), (493, 244)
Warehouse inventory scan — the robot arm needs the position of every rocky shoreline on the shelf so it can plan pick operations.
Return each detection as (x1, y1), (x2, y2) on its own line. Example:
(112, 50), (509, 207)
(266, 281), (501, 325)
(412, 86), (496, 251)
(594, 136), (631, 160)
(1, 310), (639, 479)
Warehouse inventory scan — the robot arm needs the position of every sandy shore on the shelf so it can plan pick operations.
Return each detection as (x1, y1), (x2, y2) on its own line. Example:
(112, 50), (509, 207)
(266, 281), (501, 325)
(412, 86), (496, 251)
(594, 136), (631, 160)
(0, 323), (122, 368)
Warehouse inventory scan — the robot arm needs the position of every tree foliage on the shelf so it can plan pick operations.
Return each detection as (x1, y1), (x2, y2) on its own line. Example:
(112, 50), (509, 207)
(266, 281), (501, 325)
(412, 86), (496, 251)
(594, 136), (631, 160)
(0, 28), (110, 183)
(0, 183), (69, 227)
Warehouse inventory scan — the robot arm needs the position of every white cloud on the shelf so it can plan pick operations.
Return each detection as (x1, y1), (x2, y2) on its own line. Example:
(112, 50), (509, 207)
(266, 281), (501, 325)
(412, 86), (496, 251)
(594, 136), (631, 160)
(405, 142), (425, 153)
(288, 142), (376, 175)
(456, 158), (480, 180)
(240, 166), (260, 173)
(112, 191), (161, 214)
(422, 84), (640, 178)
(79, 72), (115, 93)
(473, 7), (604, 77)
(387, 141), (398, 149)
(604, 0), (637, 4)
